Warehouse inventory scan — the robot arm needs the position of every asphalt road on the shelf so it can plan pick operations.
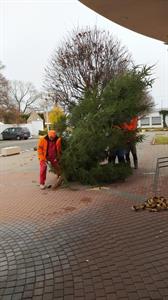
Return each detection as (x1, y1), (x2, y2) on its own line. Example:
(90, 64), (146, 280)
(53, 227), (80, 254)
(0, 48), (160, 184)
(0, 138), (38, 153)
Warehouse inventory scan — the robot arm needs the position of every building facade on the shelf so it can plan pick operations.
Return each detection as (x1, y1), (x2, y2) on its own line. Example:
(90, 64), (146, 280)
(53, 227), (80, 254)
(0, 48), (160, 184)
(138, 109), (168, 128)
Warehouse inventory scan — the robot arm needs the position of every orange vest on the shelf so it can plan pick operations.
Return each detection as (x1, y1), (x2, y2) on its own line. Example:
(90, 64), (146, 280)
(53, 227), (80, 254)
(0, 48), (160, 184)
(37, 136), (62, 161)
(121, 117), (138, 131)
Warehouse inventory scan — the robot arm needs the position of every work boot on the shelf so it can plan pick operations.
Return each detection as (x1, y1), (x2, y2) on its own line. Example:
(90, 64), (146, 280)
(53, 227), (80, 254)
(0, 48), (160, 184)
(40, 184), (45, 190)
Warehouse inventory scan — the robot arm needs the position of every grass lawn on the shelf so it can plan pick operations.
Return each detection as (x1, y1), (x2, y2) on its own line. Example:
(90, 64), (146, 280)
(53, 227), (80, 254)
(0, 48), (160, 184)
(154, 135), (168, 144)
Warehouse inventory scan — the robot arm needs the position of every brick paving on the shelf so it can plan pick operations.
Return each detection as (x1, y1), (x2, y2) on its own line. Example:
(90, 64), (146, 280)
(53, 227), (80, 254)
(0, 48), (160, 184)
(0, 132), (168, 300)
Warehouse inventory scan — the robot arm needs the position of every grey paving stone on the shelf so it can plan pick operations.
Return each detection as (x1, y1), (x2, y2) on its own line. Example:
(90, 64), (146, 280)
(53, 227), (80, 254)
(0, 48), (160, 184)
(0, 139), (168, 299)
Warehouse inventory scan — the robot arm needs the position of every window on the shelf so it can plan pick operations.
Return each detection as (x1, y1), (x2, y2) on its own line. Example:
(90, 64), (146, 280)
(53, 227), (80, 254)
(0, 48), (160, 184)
(22, 127), (28, 132)
(140, 117), (150, 126)
(11, 128), (17, 132)
(151, 116), (162, 125)
(15, 128), (21, 131)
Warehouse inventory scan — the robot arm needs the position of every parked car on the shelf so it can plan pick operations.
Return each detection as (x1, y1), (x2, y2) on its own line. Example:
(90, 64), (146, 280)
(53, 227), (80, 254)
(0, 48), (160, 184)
(1, 127), (31, 140)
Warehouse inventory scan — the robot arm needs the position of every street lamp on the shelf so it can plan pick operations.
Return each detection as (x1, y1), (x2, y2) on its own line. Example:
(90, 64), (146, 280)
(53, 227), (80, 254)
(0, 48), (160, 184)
(45, 100), (50, 131)
(41, 92), (51, 131)
(42, 91), (57, 130)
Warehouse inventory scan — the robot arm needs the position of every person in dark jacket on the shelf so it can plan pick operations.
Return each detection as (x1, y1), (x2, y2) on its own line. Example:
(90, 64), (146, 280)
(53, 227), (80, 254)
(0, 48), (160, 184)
(121, 117), (138, 169)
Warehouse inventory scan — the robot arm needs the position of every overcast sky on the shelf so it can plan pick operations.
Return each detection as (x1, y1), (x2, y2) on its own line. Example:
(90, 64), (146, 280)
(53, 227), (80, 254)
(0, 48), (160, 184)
(1, 0), (168, 108)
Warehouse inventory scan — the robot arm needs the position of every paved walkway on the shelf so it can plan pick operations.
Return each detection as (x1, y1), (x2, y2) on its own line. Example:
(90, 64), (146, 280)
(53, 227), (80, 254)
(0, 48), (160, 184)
(0, 132), (168, 300)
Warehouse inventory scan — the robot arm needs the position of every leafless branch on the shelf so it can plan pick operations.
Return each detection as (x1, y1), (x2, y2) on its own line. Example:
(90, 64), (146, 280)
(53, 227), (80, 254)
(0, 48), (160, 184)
(9, 80), (41, 113)
(44, 27), (132, 111)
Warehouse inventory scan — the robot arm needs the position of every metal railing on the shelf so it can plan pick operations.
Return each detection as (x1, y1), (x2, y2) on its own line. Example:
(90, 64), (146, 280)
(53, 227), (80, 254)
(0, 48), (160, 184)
(153, 157), (168, 196)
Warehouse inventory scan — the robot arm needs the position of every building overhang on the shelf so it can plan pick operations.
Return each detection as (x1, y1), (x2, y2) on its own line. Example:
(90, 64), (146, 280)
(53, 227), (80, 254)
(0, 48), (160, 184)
(79, 0), (168, 43)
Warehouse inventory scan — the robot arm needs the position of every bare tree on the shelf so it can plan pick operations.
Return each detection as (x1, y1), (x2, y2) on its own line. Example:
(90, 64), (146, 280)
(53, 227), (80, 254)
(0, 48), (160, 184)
(0, 62), (17, 122)
(0, 62), (10, 109)
(44, 27), (132, 110)
(9, 80), (41, 113)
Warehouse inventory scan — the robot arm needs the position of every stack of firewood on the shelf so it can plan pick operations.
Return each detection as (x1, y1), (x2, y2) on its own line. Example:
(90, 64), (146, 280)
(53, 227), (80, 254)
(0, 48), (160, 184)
(132, 196), (168, 212)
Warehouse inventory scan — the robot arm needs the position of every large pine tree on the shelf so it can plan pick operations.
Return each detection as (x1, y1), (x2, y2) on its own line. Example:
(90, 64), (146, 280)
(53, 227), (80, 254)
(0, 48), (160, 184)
(61, 66), (154, 185)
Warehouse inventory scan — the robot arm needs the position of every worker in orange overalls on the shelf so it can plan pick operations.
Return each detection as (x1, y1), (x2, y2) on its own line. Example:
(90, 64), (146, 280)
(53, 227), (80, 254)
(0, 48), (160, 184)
(37, 130), (62, 189)
(121, 117), (138, 169)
